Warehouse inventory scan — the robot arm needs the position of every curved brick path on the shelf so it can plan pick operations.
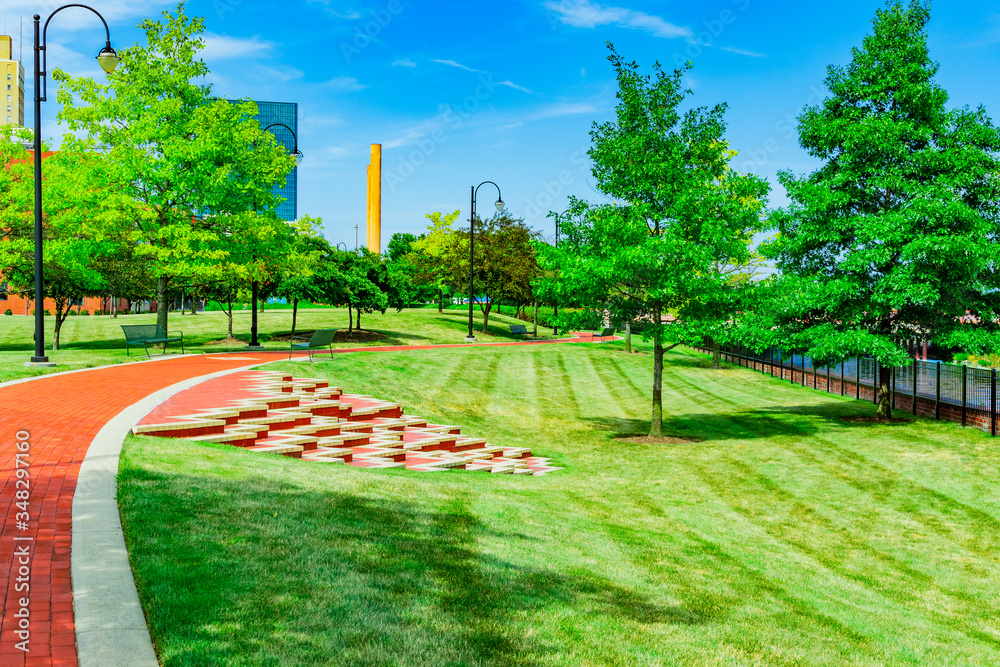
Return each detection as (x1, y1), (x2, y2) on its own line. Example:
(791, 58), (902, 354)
(0, 333), (610, 665)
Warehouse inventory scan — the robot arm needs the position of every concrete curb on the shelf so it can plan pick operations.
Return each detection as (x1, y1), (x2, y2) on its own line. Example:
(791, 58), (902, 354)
(72, 360), (269, 667)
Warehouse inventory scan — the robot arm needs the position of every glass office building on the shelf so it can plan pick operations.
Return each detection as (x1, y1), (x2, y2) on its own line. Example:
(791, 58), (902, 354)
(230, 100), (298, 221)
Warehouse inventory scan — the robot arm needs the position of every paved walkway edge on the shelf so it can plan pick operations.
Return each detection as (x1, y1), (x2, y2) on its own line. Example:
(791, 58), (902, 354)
(72, 361), (267, 667)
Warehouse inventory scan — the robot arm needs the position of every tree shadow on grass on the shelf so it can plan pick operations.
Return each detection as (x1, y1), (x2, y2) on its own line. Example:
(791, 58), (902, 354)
(120, 467), (701, 666)
(585, 401), (921, 444)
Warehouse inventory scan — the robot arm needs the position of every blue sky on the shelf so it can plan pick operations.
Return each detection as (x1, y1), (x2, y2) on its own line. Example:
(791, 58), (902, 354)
(6, 0), (1000, 248)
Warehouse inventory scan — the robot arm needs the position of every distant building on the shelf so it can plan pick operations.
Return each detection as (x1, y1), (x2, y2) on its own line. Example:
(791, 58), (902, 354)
(0, 35), (25, 127)
(229, 99), (299, 221)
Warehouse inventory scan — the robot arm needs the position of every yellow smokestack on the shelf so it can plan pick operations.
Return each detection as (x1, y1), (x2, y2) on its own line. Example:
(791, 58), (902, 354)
(366, 144), (382, 253)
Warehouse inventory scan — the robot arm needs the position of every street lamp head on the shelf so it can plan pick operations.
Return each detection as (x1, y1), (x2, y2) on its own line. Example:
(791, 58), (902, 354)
(495, 199), (505, 213)
(97, 43), (119, 74)
(291, 148), (304, 166)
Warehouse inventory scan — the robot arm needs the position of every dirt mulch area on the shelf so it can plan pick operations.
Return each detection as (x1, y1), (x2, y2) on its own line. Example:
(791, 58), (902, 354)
(840, 416), (913, 425)
(207, 336), (247, 346)
(615, 435), (703, 445)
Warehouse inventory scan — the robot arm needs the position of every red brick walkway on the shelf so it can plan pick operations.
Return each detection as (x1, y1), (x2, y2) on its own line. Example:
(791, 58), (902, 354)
(0, 332), (609, 665)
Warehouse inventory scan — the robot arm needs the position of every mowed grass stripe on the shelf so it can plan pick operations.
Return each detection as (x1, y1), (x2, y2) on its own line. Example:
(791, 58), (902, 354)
(119, 341), (1000, 666)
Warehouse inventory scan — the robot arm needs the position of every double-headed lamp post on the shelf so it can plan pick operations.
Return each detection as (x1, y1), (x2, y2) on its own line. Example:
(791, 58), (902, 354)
(29, 5), (119, 365)
(247, 123), (303, 349)
(466, 181), (504, 342)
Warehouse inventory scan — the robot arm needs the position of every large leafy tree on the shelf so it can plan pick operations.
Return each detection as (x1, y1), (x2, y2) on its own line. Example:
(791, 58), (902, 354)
(764, 0), (1000, 420)
(54, 2), (294, 334)
(443, 213), (540, 333)
(539, 44), (768, 436)
(0, 138), (128, 348)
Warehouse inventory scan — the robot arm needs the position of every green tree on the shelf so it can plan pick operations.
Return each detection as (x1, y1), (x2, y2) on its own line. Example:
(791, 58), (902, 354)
(444, 213), (540, 333)
(0, 142), (128, 349)
(54, 3), (294, 335)
(539, 44), (768, 436)
(411, 211), (461, 312)
(763, 1), (1000, 420)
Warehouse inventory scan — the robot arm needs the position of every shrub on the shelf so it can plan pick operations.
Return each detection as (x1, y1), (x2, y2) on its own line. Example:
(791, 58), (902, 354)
(81, 309), (89, 316)
(979, 359), (992, 367)
(3, 309), (11, 316)
(43, 309), (50, 316)
(68, 310), (77, 316)
(953, 353), (969, 362)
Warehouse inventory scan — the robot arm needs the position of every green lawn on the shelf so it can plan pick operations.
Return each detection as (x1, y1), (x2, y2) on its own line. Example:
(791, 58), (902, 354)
(0, 307), (551, 383)
(118, 342), (1000, 666)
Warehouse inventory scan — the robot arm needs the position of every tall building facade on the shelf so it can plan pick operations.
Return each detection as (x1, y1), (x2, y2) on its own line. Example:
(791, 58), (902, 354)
(229, 100), (298, 221)
(0, 36), (25, 127)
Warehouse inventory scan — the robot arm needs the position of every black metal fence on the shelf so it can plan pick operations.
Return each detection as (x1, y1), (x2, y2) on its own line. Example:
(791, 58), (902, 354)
(699, 344), (998, 436)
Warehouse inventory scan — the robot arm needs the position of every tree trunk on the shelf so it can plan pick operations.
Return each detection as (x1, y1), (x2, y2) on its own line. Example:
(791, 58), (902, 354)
(876, 364), (893, 421)
(291, 298), (299, 337)
(357, 311), (362, 331)
(625, 320), (632, 354)
(179, 287), (185, 316)
(438, 288), (443, 313)
(156, 276), (169, 332)
(190, 294), (197, 315)
(533, 300), (538, 338)
(348, 302), (354, 332)
(650, 311), (664, 437)
(52, 297), (68, 351)
(226, 298), (234, 338)
(112, 296), (118, 319)
(712, 340), (721, 369)
(481, 303), (492, 333)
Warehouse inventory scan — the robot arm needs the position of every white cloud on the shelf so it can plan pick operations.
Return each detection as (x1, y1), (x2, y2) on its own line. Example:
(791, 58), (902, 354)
(432, 59), (486, 74)
(324, 76), (367, 91)
(306, 0), (362, 19)
(256, 65), (305, 82)
(526, 101), (600, 121)
(433, 59), (532, 93)
(498, 80), (534, 94)
(201, 34), (274, 60)
(719, 46), (766, 57)
(543, 0), (692, 40)
(392, 58), (417, 68)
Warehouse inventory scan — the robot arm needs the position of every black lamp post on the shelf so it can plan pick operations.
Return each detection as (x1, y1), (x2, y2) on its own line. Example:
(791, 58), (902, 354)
(247, 123), (303, 349)
(553, 213), (560, 336)
(466, 181), (504, 342)
(29, 5), (118, 365)
(336, 242), (348, 251)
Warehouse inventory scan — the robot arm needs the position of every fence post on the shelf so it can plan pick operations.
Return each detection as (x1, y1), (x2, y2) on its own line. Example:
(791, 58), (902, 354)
(856, 357), (861, 401)
(992, 368), (997, 437)
(912, 361), (918, 415)
(873, 360), (879, 405)
(841, 361), (845, 396)
(826, 365), (831, 394)
(891, 366), (895, 410)
(791, 353), (796, 385)
(961, 364), (967, 427)
(935, 362), (941, 420)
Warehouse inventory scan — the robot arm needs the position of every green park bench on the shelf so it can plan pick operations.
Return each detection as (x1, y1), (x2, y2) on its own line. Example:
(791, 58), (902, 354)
(289, 329), (338, 361)
(509, 324), (534, 339)
(592, 327), (616, 342)
(121, 324), (184, 358)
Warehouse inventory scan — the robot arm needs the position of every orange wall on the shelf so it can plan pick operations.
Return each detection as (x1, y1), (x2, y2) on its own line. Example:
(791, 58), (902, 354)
(1, 295), (127, 315)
